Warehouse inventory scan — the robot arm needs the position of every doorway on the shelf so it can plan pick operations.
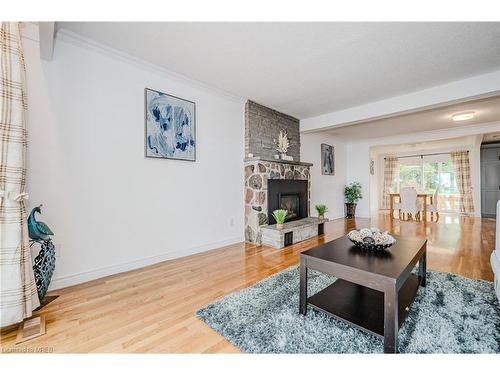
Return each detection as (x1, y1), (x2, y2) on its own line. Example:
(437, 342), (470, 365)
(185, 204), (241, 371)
(481, 143), (500, 218)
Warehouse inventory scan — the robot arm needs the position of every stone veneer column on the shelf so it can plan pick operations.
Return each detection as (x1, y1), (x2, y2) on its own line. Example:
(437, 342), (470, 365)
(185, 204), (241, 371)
(245, 101), (301, 162)
(244, 159), (311, 244)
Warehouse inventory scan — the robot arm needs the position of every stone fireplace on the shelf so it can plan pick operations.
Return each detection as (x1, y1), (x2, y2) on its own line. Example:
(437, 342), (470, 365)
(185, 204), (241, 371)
(243, 100), (313, 244)
(244, 158), (312, 243)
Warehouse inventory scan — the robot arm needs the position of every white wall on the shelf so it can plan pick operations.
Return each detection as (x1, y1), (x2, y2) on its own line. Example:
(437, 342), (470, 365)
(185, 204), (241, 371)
(346, 143), (371, 218)
(301, 133), (347, 220)
(22, 26), (245, 290)
(470, 135), (483, 217)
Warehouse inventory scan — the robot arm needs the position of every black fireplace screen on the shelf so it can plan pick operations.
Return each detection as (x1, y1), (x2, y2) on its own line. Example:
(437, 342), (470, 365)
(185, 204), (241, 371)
(267, 179), (308, 224)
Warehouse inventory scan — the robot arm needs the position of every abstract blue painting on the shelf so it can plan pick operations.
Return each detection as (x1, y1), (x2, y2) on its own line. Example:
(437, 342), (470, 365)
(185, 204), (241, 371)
(145, 88), (196, 161)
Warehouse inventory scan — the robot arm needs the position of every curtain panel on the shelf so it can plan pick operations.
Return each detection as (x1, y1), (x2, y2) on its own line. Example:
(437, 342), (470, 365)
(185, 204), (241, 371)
(0, 22), (39, 327)
(382, 156), (398, 209)
(450, 151), (475, 215)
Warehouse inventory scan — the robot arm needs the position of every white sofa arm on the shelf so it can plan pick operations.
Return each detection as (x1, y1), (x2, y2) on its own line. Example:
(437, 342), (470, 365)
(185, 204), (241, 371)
(492, 251), (500, 302)
(496, 200), (500, 251)
(492, 200), (500, 302)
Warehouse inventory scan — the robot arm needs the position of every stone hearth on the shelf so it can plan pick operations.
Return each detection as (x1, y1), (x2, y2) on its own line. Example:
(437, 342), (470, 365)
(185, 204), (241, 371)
(261, 217), (328, 249)
(244, 157), (312, 243)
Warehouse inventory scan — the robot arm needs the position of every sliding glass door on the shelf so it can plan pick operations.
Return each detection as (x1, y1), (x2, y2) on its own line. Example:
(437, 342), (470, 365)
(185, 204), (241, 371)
(395, 154), (460, 213)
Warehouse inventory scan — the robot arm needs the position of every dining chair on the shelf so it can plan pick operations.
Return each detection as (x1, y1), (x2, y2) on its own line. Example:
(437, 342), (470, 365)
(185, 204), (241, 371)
(392, 194), (402, 218)
(426, 187), (440, 221)
(399, 187), (420, 221)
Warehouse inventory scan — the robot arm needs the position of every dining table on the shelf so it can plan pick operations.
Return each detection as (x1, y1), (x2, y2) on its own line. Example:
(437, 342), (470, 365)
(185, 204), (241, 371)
(389, 193), (434, 221)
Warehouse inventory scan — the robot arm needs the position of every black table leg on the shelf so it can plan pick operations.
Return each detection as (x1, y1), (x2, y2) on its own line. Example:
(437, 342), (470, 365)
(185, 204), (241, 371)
(419, 251), (427, 287)
(383, 285), (398, 353)
(299, 260), (307, 315)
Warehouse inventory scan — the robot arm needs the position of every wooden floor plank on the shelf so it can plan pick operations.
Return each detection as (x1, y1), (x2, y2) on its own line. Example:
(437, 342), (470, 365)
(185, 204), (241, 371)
(0, 212), (495, 353)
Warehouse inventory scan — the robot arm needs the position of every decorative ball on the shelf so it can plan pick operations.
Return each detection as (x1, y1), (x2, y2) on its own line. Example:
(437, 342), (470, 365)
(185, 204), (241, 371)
(363, 236), (375, 244)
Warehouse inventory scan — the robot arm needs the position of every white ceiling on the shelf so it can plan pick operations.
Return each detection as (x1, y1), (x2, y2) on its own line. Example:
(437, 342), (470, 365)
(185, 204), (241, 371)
(321, 96), (500, 140)
(57, 22), (500, 119)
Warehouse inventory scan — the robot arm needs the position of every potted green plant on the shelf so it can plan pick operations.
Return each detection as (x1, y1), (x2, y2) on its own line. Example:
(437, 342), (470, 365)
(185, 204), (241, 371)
(272, 209), (288, 229)
(344, 182), (362, 218)
(315, 204), (328, 220)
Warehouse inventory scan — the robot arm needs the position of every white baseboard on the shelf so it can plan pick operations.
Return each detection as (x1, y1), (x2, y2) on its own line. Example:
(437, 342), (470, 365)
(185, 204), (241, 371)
(48, 235), (244, 291)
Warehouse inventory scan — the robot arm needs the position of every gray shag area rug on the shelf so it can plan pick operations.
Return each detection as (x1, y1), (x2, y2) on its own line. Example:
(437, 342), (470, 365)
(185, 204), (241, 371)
(196, 266), (500, 353)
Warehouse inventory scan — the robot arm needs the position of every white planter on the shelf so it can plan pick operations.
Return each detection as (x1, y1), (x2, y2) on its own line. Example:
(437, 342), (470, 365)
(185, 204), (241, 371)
(280, 154), (294, 161)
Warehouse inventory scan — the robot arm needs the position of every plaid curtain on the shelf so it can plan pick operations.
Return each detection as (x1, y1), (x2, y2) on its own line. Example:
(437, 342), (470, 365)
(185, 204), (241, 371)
(451, 151), (475, 215)
(382, 156), (398, 209)
(0, 22), (39, 327)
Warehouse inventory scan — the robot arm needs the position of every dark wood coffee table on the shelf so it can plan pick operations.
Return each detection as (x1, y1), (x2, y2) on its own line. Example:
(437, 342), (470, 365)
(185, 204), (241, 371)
(299, 235), (426, 353)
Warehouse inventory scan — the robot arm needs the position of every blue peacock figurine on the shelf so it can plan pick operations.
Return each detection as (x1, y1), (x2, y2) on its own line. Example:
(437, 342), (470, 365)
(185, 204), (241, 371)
(28, 205), (54, 241)
(28, 205), (55, 302)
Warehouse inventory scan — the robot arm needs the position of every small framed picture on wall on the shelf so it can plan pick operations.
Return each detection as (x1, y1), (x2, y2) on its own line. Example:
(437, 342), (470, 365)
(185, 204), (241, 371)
(321, 143), (335, 175)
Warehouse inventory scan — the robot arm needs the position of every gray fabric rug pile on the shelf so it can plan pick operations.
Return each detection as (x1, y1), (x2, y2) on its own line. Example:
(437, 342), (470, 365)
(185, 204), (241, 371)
(196, 267), (500, 353)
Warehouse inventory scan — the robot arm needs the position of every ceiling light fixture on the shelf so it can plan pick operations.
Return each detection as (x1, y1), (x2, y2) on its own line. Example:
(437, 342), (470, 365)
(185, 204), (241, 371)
(452, 112), (475, 121)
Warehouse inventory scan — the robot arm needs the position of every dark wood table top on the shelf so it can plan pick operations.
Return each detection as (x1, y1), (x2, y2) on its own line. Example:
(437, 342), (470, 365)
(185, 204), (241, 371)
(301, 235), (427, 281)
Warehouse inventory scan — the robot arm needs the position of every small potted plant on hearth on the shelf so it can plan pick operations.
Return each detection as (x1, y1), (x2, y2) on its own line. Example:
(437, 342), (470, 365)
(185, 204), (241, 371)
(272, 209), (288, 229)
(344, 182), (362, 218)
(315, 204), (328, 220)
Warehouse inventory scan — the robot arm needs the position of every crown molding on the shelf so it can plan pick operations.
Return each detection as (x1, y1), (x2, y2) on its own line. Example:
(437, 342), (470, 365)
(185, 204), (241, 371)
(301, 71), (500, 132)
(348, 121), (500, 146)
(55, 28), (246, 104)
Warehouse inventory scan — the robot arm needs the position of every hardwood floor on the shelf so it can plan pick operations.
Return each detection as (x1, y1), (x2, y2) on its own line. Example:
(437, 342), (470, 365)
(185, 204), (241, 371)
(0, 212), (496, 353)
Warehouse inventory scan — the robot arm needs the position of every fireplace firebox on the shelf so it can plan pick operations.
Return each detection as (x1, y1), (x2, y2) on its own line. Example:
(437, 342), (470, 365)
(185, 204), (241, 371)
(280, 193), (300, 221)
(267, 180), (308, 224)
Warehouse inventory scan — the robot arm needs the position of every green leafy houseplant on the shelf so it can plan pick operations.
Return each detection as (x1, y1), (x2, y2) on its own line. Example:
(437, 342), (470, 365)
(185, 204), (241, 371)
(315, 204), (328, 220)
(272, 209), (288, 229)
(344, 182), (362, 218)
